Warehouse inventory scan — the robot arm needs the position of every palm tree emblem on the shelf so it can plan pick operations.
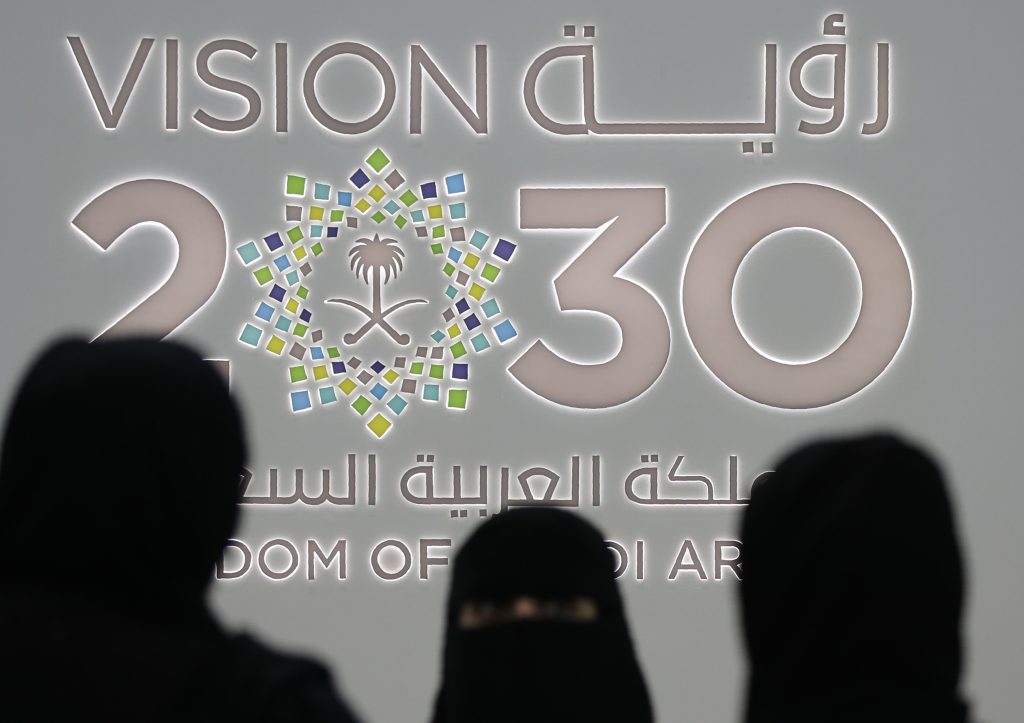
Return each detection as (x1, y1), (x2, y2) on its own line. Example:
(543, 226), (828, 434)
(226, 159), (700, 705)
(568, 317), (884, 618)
(327, 234), (427, 345)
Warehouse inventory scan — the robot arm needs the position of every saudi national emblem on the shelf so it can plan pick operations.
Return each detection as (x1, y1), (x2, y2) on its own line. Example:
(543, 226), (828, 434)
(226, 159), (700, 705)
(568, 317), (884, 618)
(233, 148), (519, 438)
(330, 233), (425, 345)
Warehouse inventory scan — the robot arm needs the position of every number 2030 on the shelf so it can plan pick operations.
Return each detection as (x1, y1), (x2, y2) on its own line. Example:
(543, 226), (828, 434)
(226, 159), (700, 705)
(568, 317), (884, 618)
(73, 180), (911, 411)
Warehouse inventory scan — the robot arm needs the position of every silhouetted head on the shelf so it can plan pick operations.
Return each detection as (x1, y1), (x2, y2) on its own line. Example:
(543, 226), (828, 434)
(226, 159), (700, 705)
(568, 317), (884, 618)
(0, 338), (246, 612)
(431, 507), (653, 723)
(740, 433), (969, 723)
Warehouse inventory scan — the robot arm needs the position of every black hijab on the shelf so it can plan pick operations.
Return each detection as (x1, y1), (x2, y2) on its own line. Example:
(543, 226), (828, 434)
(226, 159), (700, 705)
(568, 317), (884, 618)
(0, 337), (245, 612)
(431, 507), (654, 723)
(0, 338), (361, 722)
(740, 433), (970, 723)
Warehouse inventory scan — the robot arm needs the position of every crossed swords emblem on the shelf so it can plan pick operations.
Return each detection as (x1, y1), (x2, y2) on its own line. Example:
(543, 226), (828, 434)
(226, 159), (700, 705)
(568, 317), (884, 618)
(327, 234), (427, 346)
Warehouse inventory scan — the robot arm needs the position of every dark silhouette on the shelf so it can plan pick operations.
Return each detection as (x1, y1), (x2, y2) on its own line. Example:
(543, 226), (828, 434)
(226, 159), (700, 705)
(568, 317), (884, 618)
(430, 507), (653, 723)
(740, 433), (971, 723)
(0, 338), (360, 722)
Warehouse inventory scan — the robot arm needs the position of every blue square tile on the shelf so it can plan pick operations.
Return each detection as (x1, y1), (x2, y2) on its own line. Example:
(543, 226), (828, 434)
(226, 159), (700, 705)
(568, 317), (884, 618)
(319, 386), (338, 404)
(370, 383), (387, 400)
(236, 241), (260, 265)
(455, 298), (470, 314)
(452, 363), (469, 380)
(470, 333), (490, 352)
(290, 390), (312, 412)
(445, 173), (466, 194)
(494, 238), (516, 261)
(274, 255), (291, 271)
(469, 230), (489, 250)
(465, 313), (481, 330)
(300, 309), (312, 322)
(327, 226), (339, 238)
(481, 298), (500, 318)
(421, 181), (437, 199)
(269, 284), (286, 302)
(311, 347), (324, 360)
(495, 319), (517, 343)
(264, 232), (284, 251)
(255, 302), (274, 321)
(371, 360), (385, 374)
(240, 324), (262, 346)
(447, 247), (462, 262)
(332, 361), (346, 374)
(338, 191), (353, 206)
(350, 169), (370, 188)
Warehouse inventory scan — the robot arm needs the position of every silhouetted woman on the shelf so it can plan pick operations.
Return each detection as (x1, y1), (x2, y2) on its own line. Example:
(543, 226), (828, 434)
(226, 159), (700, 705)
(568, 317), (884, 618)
(430, 507), (654, 723)
(740, 433), (971, 723)
(0, 338), (360, 722)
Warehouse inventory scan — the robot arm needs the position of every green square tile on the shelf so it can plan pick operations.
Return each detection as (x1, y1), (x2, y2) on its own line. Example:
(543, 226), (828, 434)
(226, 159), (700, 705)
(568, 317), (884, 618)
(394, 215), (407, 229)
(330, 209), (344, 222)
(286, 175), (306, 196)
(297, 286), (309, 300)
(431, 243), (444, 255)
(443, 262), (455, 276)
(352, 395), (372, 415)
(431, 225), (446, 239)
(447, 389), (468, 409)
(287, 226), (303, 243)
(429, 364), (444, 379)
(266, 335), (286, 354)
(327, 347), (341, 359)
(450, 341), (467, 359)
(289, 366), (307, 383)
(253, 266), (274, 285)
(399, 189), (418, 206)
(311, 242), (324, 256)
(481, 263), (500, 282)
(410, 361), (424, 375)
(372, 211), (386, 224)
(367, 413), (392, 438)
(366, 148), (390, 172)
(293, 323), (308, 337)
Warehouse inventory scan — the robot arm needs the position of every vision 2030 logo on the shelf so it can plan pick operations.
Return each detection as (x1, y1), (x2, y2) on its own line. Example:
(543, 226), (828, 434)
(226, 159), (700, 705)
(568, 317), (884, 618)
(234, 148), (519, 438)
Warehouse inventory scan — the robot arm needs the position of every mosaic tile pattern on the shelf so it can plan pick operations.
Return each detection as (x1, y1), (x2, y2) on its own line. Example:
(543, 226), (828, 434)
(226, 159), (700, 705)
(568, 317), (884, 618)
(235, 149), (519, 437)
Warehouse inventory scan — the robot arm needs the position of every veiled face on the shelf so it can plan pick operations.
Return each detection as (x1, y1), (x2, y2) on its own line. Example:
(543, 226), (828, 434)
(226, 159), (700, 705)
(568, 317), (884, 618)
(458, 596), (598, 629)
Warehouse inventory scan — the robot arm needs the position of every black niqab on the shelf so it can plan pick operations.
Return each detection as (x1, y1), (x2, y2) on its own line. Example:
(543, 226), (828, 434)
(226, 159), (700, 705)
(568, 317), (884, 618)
(740, 433), (970, 723)
(431, 507), (654, 723)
